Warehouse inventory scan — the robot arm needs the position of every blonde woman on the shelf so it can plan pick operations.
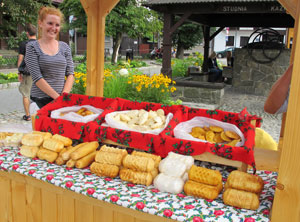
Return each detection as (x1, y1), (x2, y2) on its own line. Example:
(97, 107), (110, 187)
(25, 6), (74, 108)
(208, 51), (223, 82)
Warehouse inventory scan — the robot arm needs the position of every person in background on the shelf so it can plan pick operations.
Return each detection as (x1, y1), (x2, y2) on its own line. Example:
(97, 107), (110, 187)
(226, 51), (234, 67)
(264, 64), (293, 114)
(208, 51), (223, 82)
(25, 6), (74, 109)
(156, 47), (163, 59)
(150, 47), (157, 60)
(126, 48), (133, 61)
(17, 24), (37, 121)
(172, 48), (176, 58)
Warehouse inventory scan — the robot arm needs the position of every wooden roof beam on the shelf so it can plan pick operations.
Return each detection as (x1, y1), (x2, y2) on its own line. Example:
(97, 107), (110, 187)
(170, 12), (192, 35)
(209, 27), (225, 41)
(278, 0), (297, 18)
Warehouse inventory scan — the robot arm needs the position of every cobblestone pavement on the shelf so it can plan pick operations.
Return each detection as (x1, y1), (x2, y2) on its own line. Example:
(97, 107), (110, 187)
(0, 85), (282, 141)
(217, 86), (282, 142)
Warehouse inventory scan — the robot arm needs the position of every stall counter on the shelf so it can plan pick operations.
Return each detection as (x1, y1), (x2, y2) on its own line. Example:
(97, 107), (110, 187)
(0, 146), (276, 222)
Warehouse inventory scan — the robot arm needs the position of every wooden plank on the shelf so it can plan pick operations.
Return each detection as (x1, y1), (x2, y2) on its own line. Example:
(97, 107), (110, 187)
(0, 170), (173, 222)
(113, 212), (135, 222)
(41, 189), (58, 222)
(58, 194), (75, 222)
(0, 174), (12, 222)
(253, 148), (280, 172)
(26, 184), (42, 222)
(75, 199), (94, 222)
(135, 219), (156, 222)
(11, 180), (27, 222)
(93, 205), (113, 222)
(194, 152), (245, 169)
(272, 0), (300, 221)
(278, 0), (297, 18)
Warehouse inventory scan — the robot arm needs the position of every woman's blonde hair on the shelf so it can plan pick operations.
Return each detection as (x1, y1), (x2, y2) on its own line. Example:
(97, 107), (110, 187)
(38, 6), (64, 23)
(209, 51), (216, 59)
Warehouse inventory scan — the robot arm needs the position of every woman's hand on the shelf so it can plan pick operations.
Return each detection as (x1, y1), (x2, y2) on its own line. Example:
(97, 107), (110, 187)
(18, 74), (23, 82)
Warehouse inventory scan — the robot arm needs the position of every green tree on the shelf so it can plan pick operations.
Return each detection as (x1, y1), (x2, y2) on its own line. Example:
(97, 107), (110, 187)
(106, 0), (162, 64)
(0, 0), (51, 49)
(172, 23), (203, 59)
(59, 0), (87, 34)
(60, 0), (162, 63)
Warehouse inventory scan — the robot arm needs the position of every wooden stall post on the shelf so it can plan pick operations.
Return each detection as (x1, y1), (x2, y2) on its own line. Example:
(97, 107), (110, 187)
(80, 0), (119, 97)
(272, 0), (300, 221)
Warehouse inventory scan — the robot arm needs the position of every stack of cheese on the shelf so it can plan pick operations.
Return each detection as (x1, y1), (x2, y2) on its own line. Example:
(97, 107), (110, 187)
(223, 170), (264, 210)
(112, 109), (167, 132)
(131, 150), (161, 178)
(38, 133), (73, 163)
(184, 165), (223, 200)
(1, 132), (24, 146)
(60, 141), (99, 168)
(90, 145), (128, 178)
(154, 152), (194, 194)
(20, 131), (52, 159)
(120, 151), (160, 186)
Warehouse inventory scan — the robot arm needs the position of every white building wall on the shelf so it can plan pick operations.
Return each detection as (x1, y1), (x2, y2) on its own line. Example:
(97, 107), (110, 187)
(213, 28), (254, 52)
(213, 27), (288, 53)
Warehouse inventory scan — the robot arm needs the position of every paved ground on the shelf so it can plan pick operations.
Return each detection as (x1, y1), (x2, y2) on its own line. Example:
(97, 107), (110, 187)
(0, 67), (283, 142)
(217, 86), (282, 142)
(0, 68), (18, 74)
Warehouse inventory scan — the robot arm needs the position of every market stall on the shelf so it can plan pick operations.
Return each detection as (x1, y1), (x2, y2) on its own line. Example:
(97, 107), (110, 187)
(0, 94), (278, 222)
(1, 0), (300, 222)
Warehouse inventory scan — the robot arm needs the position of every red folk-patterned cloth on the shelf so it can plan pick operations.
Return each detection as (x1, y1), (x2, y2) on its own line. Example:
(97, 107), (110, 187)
(35, 93), (262, 168)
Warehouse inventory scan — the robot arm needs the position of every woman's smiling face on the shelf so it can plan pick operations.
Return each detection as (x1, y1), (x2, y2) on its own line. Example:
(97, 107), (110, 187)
(39, 14), (61, 39)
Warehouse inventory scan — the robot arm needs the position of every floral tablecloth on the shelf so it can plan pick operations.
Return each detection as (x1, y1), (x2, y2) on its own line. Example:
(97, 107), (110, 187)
(0, 146), (276, 222)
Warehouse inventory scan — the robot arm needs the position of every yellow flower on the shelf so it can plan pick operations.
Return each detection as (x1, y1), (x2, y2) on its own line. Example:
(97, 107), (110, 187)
(161, 89), (165, 92)
(75, 80), (79, 84)
(128, 81), (132, 84)
(136, 85), (142, 92)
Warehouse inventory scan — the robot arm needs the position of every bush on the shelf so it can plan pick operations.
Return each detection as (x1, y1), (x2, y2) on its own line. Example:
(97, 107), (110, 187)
(171, 58), (191, 77)
(71, 69), (179, 105)
(74, 62), (87, 73)
(6, 32), (28, 50)
(0, 55), (18, 66)
(126, 73), (176, 104)
(0, 72), (18, 84)
(73, 55), (85, 63)
(171, 53), (204, 77)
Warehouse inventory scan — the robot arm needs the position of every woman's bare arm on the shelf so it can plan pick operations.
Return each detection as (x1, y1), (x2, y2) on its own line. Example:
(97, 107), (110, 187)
(264, 64), (293, 114)
(35, 78), (60, 99)
(62, 74), (74, 94)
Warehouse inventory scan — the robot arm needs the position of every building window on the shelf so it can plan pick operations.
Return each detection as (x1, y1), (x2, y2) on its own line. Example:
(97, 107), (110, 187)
(240, 36), (249, 47)
(226, 36), (234, 46)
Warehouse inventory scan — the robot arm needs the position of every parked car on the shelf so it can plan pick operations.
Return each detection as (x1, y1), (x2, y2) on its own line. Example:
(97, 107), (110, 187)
(216, 47), (236, 58)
